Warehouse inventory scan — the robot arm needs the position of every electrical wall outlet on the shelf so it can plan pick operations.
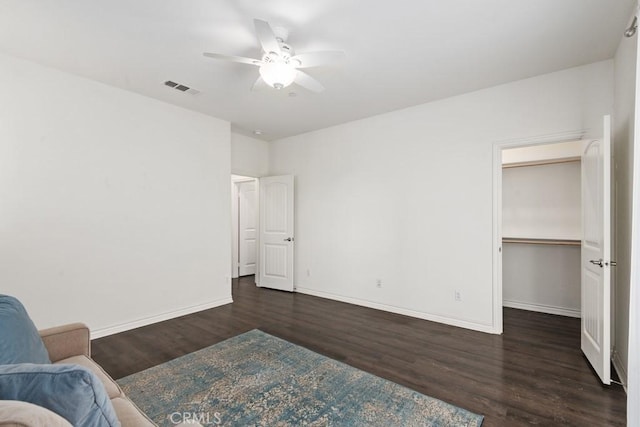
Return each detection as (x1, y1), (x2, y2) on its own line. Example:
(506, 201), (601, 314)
(454, 290), (462, 302)
(376, 279), (382, 288)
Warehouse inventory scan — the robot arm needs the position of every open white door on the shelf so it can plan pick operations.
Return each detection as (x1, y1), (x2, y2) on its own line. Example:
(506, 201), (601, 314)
(238, 180), (257, 276)
(259, 175), (294, 292)
(581, 115), (612, 385)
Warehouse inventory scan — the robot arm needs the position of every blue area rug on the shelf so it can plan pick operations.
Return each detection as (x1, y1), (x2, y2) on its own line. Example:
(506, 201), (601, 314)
(118, 329), (483, 426)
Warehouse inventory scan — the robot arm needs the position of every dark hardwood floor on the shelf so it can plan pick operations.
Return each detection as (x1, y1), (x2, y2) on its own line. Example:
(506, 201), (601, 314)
(92, 276), (626, 426)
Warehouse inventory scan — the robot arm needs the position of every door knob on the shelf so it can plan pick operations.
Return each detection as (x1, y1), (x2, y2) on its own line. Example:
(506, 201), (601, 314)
(590, 259), (603, 267)
(284, 237), (293, 242)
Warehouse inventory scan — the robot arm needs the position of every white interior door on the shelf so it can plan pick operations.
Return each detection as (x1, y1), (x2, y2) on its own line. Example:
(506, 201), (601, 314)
(259, 175), (294, 291)
(238, 180), (257, 276)
(581, 115), (612, 385)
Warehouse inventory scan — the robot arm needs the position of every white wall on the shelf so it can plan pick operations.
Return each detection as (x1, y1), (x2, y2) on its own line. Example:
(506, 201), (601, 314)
(613, 33), (637, 386)
(269, 60), (613, 332)
(503, 243), (580, 317)
(0, 53), (232, 336)
(628, 21), (640, 417)
(502, 162), (582, 240)
(231, 132), (269, 177)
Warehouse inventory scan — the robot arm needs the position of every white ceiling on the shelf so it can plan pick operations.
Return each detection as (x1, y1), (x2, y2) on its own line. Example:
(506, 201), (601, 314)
(0, 0), (634, 141)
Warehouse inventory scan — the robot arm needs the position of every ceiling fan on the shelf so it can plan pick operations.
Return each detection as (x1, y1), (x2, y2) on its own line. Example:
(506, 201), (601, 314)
(203, 19), (345, 93)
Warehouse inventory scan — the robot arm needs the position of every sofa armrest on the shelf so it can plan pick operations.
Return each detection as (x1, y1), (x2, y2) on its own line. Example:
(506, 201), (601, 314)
(39, 323), (91, 362)
(0, 400), (73, 427)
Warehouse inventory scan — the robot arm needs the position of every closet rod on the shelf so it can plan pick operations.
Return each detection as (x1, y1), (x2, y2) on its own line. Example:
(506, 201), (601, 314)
(502, 237), (581, 246)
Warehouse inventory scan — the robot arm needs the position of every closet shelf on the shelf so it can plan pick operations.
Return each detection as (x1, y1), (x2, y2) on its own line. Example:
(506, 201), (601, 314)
(502, 157), (581, 169)
(502, 237), (581, 246)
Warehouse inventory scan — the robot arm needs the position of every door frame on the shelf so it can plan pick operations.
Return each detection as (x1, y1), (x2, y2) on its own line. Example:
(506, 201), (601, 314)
(231, 175), (260, 281)
(491, 130), (586, 334)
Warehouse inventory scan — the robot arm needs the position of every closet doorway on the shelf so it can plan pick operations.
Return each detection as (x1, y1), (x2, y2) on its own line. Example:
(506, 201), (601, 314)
(501, 141), (583, 318)
(231, 175), (258, 279)
(493, 118), (613, 385)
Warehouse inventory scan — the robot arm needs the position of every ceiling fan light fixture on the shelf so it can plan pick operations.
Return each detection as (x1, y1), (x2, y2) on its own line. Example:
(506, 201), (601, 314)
(259, 61), (297, 89)
(203, 19), (341, 93)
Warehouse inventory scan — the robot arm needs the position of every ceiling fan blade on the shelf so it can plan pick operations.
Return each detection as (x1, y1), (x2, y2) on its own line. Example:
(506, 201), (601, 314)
(203, 52), (262, 66)
(251, 76), (268, 91)
(294, 71), (325, 93)
(254, 19), (282, 55)
(290, 51), (346, 69)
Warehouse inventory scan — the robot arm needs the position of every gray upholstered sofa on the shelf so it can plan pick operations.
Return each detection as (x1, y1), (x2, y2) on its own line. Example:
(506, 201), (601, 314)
(0, 323), (156, 427)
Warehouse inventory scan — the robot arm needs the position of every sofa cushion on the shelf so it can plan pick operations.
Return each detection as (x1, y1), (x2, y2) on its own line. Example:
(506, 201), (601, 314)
(56, 355), (123, 399)
(0, 400), (73, 427)
(0, 363), (120, 427)
(0, 295), (50, 364)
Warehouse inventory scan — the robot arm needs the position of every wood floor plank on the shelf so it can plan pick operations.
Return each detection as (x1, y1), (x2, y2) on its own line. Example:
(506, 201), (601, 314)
(92, 276), (627, 426)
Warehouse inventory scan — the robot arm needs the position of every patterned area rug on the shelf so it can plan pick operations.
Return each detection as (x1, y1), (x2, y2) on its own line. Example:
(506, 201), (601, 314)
(118, 330), (483, 426)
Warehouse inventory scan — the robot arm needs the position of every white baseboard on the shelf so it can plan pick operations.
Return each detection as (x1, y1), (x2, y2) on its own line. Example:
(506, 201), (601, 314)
(91, 296), (233, 339)
(295, 287), (497, 334)
(503, 300), (580, 318)
(612, 350), (628, 392)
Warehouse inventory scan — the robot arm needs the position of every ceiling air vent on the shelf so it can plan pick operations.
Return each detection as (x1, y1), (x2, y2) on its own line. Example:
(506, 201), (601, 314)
(164, 80), (200, 95)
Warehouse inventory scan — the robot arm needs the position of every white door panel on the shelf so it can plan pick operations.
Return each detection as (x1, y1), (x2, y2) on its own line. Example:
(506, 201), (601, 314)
(259, 175), (294, 291)
(581, 115), (611, 385)
(238, 180), (257, 276)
